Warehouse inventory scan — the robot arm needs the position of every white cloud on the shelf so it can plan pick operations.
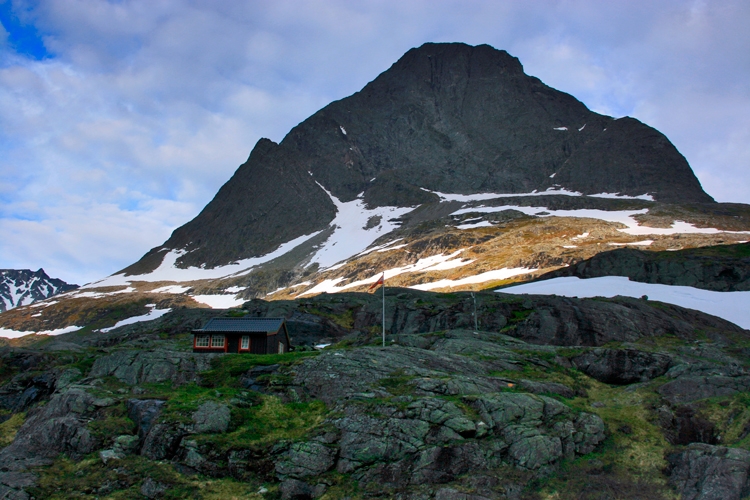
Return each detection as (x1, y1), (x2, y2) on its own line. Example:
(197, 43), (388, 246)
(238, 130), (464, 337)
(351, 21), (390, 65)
(0, 0), (748, 284)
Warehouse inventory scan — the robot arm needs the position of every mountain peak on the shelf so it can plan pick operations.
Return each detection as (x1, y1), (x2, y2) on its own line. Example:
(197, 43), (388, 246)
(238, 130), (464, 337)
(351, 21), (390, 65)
(132, 43), (713, 271)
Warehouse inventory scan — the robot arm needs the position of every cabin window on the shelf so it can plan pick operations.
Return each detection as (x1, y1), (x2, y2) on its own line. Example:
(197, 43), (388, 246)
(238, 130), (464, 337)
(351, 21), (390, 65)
(210, 335), (225, 348)
(195, 335), (210, 348)
(240, 336), (250, 350)
(278, 342), (284, 354)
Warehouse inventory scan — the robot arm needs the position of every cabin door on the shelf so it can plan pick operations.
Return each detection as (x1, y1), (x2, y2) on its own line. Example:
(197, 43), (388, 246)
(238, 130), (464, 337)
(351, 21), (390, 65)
(227, 336), (240, 353)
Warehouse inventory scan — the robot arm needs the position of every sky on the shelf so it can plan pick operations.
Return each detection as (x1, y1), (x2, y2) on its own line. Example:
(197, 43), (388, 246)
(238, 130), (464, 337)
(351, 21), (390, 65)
(0, 0), (748, 285)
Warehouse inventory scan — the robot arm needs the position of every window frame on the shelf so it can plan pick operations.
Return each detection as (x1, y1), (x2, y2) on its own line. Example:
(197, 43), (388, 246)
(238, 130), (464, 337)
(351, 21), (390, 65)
(240, 335), (250, 351)
(194, 334), (210, 348)
(210, 334), (225, 348)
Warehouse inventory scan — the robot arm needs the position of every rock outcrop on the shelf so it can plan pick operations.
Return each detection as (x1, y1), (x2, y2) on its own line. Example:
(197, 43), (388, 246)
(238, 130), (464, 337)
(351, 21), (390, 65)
(542, 243), (750, 291)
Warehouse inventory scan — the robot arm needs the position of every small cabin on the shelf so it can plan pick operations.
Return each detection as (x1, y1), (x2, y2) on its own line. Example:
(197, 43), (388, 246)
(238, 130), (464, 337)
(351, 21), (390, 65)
(192, 317), (291, 354)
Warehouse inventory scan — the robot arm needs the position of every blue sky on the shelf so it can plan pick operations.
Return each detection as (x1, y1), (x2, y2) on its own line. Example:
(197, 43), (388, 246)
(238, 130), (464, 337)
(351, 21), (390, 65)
(0, 0), (748, 285)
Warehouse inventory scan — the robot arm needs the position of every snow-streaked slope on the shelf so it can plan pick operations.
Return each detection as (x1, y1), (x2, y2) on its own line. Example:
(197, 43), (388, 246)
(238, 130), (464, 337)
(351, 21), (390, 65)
(311, 184), (414, 269)
(411, 267), (537, 291)
(99, 304), (172, 332)
(298, 250), (474, 296)
(499, 276), (750, 329)
(86, 230), (324, 287)
(451, 205), (749, 236)
(425, 188), (655, 203)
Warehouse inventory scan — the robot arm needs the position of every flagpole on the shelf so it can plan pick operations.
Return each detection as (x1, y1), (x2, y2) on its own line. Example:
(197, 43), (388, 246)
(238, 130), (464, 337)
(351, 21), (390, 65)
(382, 275), (385, 347)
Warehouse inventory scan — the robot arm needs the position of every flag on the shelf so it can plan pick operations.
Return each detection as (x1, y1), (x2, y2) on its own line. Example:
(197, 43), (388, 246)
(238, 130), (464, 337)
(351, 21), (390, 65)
(369, 273), (385, 291)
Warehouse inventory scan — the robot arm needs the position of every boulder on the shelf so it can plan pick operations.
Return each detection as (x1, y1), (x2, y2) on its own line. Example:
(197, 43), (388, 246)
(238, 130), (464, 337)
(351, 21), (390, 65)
(191, 401), (231, 434)
(89, 349), (215, 386)
(517, 380), (575, 398)
(667, 443), (750, 500)
(275, 441), (337, 479)
(140, 477), (168, 499)
(278, 478), (325, 500)
(571, 348), (673, 384)
(140, 423), (185, 461)
(127, 399), (165, 440)
(658, 363), (750, 404)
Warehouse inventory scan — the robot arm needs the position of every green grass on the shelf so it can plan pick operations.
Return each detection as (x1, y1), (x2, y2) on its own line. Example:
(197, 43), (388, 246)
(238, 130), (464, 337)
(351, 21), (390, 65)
(0, 411), (25, 447)
(29, 454), (267, 499)
(192, 395), (328, 452)
(87, 402), (134, 444)
(199, 351), (318, 388)
(694, 392), (750, 448)
(378, 370), (416, 396)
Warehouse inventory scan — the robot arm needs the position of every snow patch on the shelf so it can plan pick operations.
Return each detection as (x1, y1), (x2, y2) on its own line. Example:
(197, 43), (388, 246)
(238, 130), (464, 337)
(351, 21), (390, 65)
(450, 205), (749, 236)
(298, 250), (474, 296)
(0, 325), (82, 339)
(549, 173), (556, 178)
(99, 305), (172, 333)
(589, 192), (655, 201)
(457, 221), (494, 230)
(340, 126), (347, 135)
(151, 285), (191, 294)
(554, 127), (568, 131)
(356, 239), (405, 257)
(499, 276), (750, 329)
(190, 295), (246, 309)
(410, 268), (537, 291)
(578, 124), (586, 131)
(86, 230), (323, 287)
(424, 187), (583, 202)
(309, 183), (414, 268)
(608, 240), (654, 246)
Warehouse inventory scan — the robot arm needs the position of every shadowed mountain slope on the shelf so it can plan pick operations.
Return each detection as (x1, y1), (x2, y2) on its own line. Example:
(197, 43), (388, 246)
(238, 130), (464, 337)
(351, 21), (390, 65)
(129, 42), (712, 271)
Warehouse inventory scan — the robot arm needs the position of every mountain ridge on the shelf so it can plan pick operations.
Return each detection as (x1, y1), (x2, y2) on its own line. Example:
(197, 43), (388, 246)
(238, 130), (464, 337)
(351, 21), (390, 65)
(0, 269), (78, 313)
(131, 42), (713, 273)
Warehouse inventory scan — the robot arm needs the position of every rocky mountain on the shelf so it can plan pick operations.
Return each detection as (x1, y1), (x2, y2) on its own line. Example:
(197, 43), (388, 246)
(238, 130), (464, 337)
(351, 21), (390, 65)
(1, 42), (749, 338)
(125, 42), (713, 273)
(0, 269), (78, 313)
(1, 41), (750, 499)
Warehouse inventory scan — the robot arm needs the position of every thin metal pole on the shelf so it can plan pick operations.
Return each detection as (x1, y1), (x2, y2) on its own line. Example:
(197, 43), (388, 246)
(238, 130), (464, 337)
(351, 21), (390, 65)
(382, 279), (385, 347)
(472, 292), (478, 333)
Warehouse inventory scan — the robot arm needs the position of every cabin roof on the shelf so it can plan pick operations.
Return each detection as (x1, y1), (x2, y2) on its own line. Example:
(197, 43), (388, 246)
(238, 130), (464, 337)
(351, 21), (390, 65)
(195, 317), (286, 333)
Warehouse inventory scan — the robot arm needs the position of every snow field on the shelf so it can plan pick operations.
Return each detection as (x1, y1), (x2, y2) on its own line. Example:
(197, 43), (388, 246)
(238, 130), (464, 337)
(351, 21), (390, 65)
(99, 304), (172, 332)
(0, 325), (82, 339)
(499, 276), (750, 329)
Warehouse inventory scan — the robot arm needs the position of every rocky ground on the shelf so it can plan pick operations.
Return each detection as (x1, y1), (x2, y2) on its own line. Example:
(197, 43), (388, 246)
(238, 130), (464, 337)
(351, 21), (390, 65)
(0, 289), (749, 499)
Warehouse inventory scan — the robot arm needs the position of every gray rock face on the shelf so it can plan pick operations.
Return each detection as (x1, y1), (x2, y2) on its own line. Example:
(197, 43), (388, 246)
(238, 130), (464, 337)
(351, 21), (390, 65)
(140, 423), (185, 461)
(511, 295), (744, 346)
(0, 387), (114, 498)
(517, 380), (575, 398)
(0, 371), (57, 412)
(127, 399), (165, 440)
(126, 42), (711, 271)
(657, 363), (750, 404)
(542, 244), (750, 292)
(276, 330), (607, 492)
(278, 478), (326, 500)
(191, 401), (231, 434)
(275, 441), (337, 479)
(571, 348), (673, 385)
(89, 349), (215, 386)
(667, 443), (750, 500)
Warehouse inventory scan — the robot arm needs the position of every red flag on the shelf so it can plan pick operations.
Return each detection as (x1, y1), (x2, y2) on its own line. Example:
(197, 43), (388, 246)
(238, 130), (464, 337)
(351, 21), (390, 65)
(368, 273), (385, 291)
